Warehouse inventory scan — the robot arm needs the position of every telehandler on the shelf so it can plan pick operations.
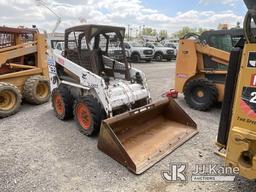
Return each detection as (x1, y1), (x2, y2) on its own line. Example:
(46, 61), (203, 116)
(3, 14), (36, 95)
(49, 24), (198, 174)
(216, 0), (256, 180)
(0, 26), (50, 118)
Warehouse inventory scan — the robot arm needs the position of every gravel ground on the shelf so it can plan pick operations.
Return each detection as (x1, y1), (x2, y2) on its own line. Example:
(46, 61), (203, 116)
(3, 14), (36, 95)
(1, 61), (256, 192)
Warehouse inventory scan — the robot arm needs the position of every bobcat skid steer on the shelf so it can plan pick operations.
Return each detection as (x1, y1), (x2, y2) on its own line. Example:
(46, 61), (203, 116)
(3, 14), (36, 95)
(48, 24), (198, 174)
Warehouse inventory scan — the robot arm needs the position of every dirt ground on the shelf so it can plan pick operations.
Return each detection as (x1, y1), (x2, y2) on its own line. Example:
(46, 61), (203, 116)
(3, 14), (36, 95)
(1, 61), (256, 192)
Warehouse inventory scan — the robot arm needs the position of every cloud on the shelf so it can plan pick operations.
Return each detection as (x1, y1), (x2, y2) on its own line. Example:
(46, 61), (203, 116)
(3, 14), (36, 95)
(199, 0), (238, 6)
(0, 0), (243, 35)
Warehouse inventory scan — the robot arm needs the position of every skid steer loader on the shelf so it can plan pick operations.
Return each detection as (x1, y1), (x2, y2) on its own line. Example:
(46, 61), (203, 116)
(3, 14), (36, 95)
(0, 26), (50, 118)
(175, 34), (230, 111)
(49, 24), (198, 174)
(174, 28), (249, 111)
(216, 0), (256, 180)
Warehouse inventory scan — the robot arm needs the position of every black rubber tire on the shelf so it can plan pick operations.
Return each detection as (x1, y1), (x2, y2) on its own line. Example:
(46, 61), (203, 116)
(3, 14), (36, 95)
(131, 53), (141, 63)
(23, 75), (50, 105)
(52, 85), (74, 120)
(0, 82), (22, 118)
(145, 59), (152, 62)
(184, 79), (218, 111)
(73, 95), (104, 136)
(167, 58), (172, 61)
(154, 52), (163, 62)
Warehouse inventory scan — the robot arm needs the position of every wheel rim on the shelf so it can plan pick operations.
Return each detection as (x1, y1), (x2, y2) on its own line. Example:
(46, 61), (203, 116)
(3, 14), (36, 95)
(196, 90), (205, 98)
(54, 95), (64, 115)
(156, 55), (162, 61)
(76, 103), (92, 129)
(192, 88), (208, 104)
(36, 82), (49, 99)
(0, 90), (16, 111)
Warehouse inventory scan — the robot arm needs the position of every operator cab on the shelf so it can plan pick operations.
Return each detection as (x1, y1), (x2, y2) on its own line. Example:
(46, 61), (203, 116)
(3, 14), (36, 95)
(59, 24), (130, 82)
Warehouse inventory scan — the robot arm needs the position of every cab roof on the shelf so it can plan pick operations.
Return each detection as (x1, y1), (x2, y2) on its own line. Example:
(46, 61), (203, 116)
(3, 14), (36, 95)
(65, 24), (125, 42)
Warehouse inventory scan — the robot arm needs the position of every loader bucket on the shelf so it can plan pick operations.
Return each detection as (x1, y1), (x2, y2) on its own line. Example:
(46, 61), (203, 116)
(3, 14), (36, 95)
(98, 98), (198, 174)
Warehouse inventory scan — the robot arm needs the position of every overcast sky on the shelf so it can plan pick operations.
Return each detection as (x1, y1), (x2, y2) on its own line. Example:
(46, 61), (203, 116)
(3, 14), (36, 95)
(0, 0), (247, 35)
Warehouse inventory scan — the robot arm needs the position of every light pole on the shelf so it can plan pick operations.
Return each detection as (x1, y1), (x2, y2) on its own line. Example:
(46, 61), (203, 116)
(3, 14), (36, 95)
(35, 0), (61, 34)
(127, 24), (130, 40)
(130, 28), (133, 41)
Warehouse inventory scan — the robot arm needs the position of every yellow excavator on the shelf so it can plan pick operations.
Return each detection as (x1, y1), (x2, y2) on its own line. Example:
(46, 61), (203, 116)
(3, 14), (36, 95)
(216, 0), (256, 180)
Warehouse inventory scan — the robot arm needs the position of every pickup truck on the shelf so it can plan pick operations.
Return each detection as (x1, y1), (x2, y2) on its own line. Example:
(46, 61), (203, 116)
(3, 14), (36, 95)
(164, 42), (178, 58)
(145, 42), (175, 62)
(122, 42), (154, 63)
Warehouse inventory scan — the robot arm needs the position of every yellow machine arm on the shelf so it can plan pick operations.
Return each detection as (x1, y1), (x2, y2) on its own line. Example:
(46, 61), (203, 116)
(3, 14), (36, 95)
(0, 42), (38, 67)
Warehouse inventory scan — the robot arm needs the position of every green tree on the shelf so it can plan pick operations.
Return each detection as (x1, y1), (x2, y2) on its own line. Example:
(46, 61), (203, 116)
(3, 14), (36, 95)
(174, 27), (207, 38)
(197, 27), (207, 35)
(142, 27), (157, 36)
(159, 30), (168, 38)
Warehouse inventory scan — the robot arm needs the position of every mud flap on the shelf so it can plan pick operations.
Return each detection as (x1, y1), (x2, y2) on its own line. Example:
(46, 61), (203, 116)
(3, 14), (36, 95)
(98, 98), (198, 174)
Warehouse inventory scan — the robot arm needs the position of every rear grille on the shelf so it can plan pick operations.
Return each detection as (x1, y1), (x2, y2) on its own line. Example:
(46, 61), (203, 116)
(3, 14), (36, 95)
(143, 50), (153, 55)
(167, 50), (174, 55)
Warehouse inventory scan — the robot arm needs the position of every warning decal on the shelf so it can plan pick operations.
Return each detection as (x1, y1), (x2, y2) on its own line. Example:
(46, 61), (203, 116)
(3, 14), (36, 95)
(248, 52), (256, 68)
(240, 87), (256, 118)
(251, 74), (256, 87)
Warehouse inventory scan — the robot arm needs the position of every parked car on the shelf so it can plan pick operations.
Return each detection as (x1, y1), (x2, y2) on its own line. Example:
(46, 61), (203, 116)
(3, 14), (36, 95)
(122, 42), (154, 63)
(53, 41), (64, 55)
(164, 42), (178, 58)
(145, 42), (175, 61)
(55, 41), (64, 51)
(108, 46), (125, 61)
(108, 42), (154, 63)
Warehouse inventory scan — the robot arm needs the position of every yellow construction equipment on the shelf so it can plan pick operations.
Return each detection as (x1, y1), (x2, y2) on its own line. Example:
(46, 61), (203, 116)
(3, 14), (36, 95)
(216, 0), (256, 180)
(0, 26), (50, 118)
(175, 34), (230, 111)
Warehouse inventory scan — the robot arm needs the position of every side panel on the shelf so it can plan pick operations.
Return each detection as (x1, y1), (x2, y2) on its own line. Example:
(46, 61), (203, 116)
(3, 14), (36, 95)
(175, 40), (198, 92)
(37, 34), (49, 78)
(225, 44), (256, 180)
